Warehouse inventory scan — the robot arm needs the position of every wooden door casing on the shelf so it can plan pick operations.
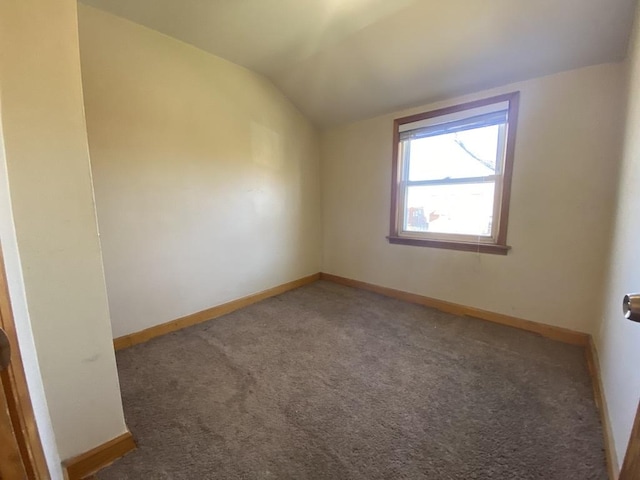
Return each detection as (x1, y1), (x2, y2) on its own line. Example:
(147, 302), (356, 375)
(0, 369), (28, 479)
(620, 400), (640, 480)
(0, 245), (48, 479)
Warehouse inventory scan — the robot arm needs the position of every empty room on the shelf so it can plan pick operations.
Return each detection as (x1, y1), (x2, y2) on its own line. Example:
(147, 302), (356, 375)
(1, 0), (640, 479)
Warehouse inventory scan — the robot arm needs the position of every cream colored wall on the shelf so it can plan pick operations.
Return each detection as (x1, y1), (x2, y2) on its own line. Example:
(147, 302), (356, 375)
(596, 2), (640, 469)
(321, 63), (624, 334)
(0, 0), (127, 475)
(77, 6), (322, 338)
(0, 104), (59, 477)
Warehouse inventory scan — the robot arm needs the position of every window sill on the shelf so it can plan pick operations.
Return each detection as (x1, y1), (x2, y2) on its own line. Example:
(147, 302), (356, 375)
(387, 236), (511, 255)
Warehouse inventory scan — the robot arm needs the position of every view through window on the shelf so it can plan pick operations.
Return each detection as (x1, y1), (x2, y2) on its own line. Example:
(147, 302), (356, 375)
(389, 93), (519, 254)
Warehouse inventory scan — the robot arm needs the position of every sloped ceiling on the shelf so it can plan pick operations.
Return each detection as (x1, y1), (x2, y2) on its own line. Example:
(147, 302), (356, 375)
(80, 0), (637, 126)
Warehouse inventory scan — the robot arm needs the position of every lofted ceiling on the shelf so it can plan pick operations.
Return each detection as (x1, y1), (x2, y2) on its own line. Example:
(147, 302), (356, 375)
(79, 0), (637, 126)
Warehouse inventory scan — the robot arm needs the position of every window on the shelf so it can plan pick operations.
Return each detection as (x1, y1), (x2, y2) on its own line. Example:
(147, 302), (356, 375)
(388, 92), (519, 255)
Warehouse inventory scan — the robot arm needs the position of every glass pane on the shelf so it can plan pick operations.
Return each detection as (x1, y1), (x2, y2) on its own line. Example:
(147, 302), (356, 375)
(407, 124), (502, 181)
(404, 183), (495, 237)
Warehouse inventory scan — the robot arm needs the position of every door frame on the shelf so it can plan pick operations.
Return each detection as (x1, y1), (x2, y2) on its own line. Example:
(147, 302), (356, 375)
(0, 243), (49, 479)
(620, 400), (640, 479)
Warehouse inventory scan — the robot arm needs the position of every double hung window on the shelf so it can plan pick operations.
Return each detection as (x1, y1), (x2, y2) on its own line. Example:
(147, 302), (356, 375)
(388, 92), (519, 254)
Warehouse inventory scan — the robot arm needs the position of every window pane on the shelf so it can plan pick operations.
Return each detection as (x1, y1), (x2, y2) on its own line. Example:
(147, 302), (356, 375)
(404, 183), (495, 237)
(407, 124), (501, 181)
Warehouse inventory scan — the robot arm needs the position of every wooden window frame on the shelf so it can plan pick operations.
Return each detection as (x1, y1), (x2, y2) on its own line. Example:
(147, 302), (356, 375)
(388, 92), (520, 255)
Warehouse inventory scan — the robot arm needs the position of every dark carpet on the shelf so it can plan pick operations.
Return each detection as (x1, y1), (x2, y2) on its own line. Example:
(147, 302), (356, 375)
(97, 281), (606, 479)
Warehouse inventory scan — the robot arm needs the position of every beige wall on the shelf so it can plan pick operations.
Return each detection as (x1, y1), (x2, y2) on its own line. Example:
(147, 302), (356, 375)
(596, 2), (640, 469)
(0, 2), (632, 477)
(0, 99), (59, 477)
(321, 63), (624, 334)
(0, 0), (127, 476)
(77, 6), (322, 338)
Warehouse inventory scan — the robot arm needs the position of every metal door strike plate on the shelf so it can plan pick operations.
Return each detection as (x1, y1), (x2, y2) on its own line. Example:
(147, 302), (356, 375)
(0, 328), (10, 371)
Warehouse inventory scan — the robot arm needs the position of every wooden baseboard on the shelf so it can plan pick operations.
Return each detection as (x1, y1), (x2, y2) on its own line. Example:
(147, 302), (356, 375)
(63, 432), (135, 480)
(108, 272), (608, 476)
(114, 273), (321, 350)
(319, 273), (589, 346)
(586, 337), (619, 480)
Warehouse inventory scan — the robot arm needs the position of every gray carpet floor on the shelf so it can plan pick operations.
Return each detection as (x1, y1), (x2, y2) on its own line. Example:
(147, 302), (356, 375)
(97, 281), (606, 479)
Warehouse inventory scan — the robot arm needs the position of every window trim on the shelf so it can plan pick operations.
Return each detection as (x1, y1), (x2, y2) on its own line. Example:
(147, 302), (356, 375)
(388, 92), (520, 255)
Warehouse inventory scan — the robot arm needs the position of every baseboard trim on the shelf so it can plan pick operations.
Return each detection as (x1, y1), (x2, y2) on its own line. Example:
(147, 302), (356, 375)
(319, 273), (589, 346)
(586, 337), (619, 480)
(63, 431), (135, 480)
(114, 273), (321, 350)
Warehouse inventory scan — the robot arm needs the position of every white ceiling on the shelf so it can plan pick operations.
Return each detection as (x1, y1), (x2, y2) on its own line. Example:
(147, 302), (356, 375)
(80, 0), (637, 126)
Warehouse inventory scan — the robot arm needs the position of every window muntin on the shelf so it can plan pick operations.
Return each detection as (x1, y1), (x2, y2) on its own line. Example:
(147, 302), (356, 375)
(389, 93), (519, 254)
